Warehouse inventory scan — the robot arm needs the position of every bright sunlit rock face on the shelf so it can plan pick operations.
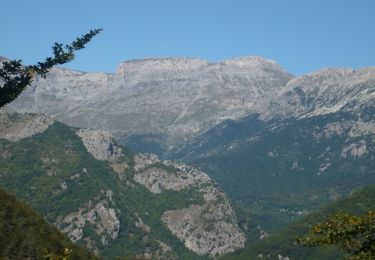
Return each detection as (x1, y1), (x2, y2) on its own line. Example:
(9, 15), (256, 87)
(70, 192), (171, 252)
(8, 56), (292, 154)
(0, 110), (54, 142)
(133, 157), (246, 256)
(9, 56), (375, 159)
(261, 67), (375, 120)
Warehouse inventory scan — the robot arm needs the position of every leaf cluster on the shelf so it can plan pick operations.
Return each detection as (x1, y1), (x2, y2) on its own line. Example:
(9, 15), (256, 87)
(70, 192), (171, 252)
(297, 211), (375, 259)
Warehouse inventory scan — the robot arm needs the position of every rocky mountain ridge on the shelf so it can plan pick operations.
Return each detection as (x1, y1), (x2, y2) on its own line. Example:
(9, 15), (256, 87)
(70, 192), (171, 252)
(6, 56), (293, 156)
(261, 67), (375, 120)
(6, 55), (375, 159)
(170, 69), (375, 234)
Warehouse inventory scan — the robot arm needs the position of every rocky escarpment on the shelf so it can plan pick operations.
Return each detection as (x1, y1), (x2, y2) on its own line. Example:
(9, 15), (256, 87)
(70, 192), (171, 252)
(6, 57), (375, 160)
(261, 67), (375, 120)
(7, 56), (293, 155)
(56, 199), (120, 246)
(133, 154), (246, 257)
(79, 130), (246, 256)
(133, 157), (211, 194)
(77, 128), (123, 161)
(0, 110), (53, 141)
(77, 130), (246, 256)
(162, 189), (245, 257)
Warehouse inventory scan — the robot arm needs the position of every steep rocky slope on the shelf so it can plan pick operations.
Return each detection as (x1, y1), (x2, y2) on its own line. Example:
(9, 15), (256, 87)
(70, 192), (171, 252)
(261, 67), (375, 120)
(6, 56), (292, 156)
(0, 111), (245, 258)
(178, 111), (375, 230)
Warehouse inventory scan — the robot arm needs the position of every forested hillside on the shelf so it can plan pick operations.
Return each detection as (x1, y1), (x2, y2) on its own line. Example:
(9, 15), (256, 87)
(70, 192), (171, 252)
(0, 187), (96, 259)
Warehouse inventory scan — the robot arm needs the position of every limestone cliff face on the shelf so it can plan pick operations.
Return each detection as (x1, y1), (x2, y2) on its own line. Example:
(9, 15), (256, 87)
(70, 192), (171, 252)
(7, 56), (292, 154)
(261, 67), (375, 120)
(5, 57), (375, 159)
(133, 160), (211, 194)
(133, 156), (246, 256)
(0, 110), (54, 141)
(162, 202), (245, 257)
(77, 128), (123, 161)
(76, 129), (246, 256)
(56, 199), (120, 245)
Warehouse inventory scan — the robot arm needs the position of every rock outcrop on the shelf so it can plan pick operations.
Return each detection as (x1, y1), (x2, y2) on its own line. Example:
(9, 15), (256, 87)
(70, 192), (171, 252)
(77, 128), (123, 161)
(134, 161), (211, 194)
(0, 110), (53, 141)
(162, 193), (245, 257)
(133, 156), (246, 256)
(57, 200), (120, 246)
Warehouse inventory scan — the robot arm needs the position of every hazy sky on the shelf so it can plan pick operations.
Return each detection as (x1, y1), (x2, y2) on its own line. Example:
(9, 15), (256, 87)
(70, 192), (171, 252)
(1, 0), (374, 75)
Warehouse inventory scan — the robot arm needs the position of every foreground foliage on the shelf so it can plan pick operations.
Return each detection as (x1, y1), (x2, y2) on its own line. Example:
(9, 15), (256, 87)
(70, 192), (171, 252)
(298, 211), (375, 259)
(0, 29), (102, 107)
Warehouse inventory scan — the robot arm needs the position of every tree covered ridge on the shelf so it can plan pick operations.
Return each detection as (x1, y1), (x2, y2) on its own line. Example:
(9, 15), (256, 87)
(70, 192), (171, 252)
(0, 186), (97, 259)
(0, 29), (102, 107)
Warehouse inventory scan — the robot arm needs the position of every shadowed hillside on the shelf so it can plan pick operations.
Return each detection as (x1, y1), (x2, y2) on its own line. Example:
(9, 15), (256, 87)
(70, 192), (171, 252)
(0, 187), (96, 259)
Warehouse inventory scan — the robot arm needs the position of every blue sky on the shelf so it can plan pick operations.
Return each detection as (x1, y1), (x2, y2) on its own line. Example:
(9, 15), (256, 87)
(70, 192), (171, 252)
(1, 0), (374, 75)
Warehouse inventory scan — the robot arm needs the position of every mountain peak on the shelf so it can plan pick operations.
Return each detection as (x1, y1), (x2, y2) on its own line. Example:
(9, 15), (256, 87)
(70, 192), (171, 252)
(116, 56), (289, 75)
(116, 57), (209, 75)
(285, 66), (375, 91)
(8, 55), (293, 156)
(221, 56), (277, 66)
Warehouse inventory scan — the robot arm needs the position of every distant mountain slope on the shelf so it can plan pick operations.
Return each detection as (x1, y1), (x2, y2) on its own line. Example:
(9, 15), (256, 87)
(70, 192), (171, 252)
(172, 69), (375, 231)
(0, 111), (245, 259)
(261, 67), (375, 120)
(225, 185), (375, 260)
(0, 187), (96, 259)
(176, 111), (375, 231)
(6, 56), (293, 156)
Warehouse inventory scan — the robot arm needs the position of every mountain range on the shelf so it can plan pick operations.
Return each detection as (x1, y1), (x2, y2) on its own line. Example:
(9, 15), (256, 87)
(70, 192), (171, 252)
(6, 56), (293, 156)
(2, 55), (375, 258)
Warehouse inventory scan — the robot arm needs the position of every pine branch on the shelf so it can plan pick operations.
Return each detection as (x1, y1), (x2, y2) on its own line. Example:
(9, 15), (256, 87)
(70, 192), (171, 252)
(0, 28), (102, 107)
